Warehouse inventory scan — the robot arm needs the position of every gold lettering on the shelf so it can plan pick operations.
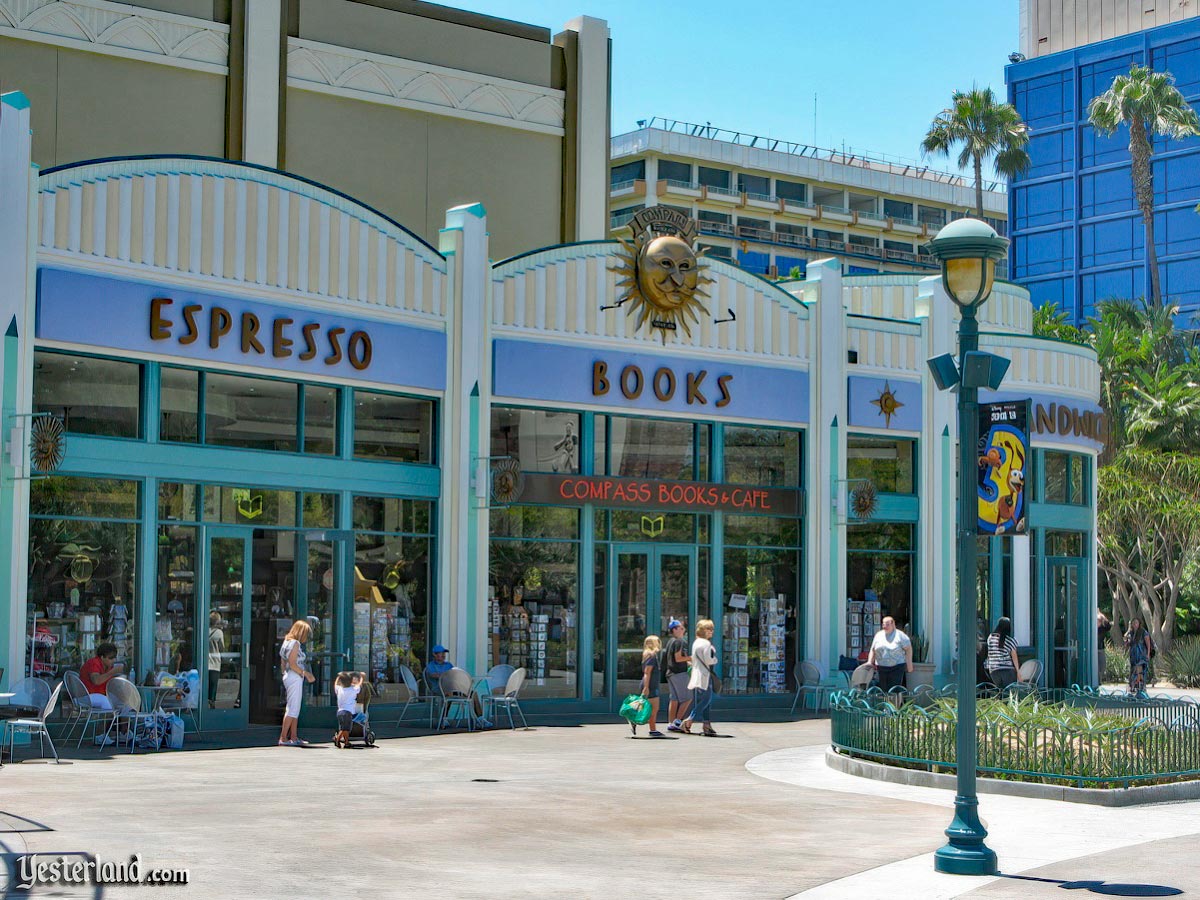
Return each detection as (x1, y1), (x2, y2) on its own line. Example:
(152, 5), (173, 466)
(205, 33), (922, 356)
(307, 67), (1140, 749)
(209, 307), (232, 349)
(326, 327), (345, 365)
(592, 360), (610, 396)
(347, 331), (372, 371)
(299, 323), (320, 361)
(241, 312), (264, 354)
(686, 370), (708, 405)
(1036, 403), (1054, 434)
(179, 304), (202, 345)
(149, 297), (173, 340)
(653, 367), (676, 402)
(272, 317), (294, 359)
(715, 374), (734, 408)
(620, 365), (643, 399)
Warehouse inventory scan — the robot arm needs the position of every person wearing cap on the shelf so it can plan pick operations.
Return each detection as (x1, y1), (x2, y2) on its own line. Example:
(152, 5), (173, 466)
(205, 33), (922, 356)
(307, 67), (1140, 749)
(424, 645), (493, 728)
(663, 619), (692, 732)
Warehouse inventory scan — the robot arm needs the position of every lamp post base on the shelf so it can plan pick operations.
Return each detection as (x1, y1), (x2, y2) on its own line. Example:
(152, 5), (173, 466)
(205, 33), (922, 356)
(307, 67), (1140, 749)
(933, 795), (998, 876)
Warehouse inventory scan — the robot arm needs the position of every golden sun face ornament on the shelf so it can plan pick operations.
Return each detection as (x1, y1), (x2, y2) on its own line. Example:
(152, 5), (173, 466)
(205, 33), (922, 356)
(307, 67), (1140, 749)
(870, 381), (905, 428)
(610, 208), (714, 343)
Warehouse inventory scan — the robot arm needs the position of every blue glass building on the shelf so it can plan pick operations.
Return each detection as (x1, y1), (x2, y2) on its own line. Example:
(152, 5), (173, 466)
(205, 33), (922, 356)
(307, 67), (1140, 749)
(1006, 18), (1200, 325)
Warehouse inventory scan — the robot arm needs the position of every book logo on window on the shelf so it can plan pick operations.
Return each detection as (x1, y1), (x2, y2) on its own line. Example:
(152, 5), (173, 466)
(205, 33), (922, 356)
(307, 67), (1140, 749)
(640, 515), (665, 538)
(607, 208), (717, 343)
(233, 488), (263, 520)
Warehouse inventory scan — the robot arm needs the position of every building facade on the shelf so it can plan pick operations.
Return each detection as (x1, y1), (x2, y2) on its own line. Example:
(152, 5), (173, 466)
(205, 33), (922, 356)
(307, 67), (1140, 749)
(608, 119), (1008, 281)
(1018, 0), (1199, 59)
(1007, 16), (1200, 324)
(0, 0), (611, 258)
(1, 88), (1103, 729)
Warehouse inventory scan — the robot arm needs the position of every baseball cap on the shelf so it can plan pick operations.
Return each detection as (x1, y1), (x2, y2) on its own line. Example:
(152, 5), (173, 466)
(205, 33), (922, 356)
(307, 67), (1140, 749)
(668, 619), (683, 630)
(432, 644), (449, 654)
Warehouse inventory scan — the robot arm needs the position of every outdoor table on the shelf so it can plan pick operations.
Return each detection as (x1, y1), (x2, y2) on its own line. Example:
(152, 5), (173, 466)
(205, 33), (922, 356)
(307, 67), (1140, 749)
(138, 684), (180, 713)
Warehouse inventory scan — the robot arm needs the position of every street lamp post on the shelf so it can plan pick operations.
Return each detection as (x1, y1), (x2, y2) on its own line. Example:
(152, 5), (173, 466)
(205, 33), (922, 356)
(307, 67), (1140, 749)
(925, 218), (1010, 877)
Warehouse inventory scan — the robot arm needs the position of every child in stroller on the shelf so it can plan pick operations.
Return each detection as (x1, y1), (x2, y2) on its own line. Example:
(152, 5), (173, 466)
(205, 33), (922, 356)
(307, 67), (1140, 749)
(333, 671), (375, 748)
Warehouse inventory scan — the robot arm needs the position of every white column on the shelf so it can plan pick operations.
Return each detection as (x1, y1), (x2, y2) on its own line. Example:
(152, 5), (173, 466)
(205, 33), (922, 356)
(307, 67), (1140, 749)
(438, 203), (491, 671)
(243, 0), (281, 168)
(916, 274), (958, 676)
(0, 92), (36, 687)
(643, 156), (658, 210)
(563, 16), (610, 240)
(1011, 535), (1032, 644)
(803, 258), (846, 677)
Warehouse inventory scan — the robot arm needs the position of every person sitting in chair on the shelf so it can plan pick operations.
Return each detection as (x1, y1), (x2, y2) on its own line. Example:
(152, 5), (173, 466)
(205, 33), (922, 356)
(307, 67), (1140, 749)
(424, 645), (492, 729)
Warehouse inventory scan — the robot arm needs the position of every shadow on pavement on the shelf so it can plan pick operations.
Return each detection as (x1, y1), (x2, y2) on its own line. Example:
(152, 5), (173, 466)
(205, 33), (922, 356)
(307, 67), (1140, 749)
(999, 873), (1183, 896)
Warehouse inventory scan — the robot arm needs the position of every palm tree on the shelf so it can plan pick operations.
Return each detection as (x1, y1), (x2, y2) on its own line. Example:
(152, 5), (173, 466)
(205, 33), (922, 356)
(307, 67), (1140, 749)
(1088, 64), (1200, 307)
(921, 87), (1030, 218)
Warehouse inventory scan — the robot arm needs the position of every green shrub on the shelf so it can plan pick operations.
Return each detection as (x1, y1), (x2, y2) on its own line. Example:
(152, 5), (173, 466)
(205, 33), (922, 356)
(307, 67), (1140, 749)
(1104, 645), (1130, 684)
(1164, 636), (1200, 688)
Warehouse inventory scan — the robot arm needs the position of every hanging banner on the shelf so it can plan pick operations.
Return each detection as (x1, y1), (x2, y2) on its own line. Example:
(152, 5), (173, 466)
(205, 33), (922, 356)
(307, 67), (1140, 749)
(977, 400), (1030, 536)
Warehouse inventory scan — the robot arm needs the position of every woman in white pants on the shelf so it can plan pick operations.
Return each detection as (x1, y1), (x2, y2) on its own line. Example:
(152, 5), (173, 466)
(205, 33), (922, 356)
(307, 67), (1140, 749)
(278, 620), (315, 746)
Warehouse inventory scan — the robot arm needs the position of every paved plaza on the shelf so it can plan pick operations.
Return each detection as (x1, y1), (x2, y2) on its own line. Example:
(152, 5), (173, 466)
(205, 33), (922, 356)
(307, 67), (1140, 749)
(0, 718), (1196, 899)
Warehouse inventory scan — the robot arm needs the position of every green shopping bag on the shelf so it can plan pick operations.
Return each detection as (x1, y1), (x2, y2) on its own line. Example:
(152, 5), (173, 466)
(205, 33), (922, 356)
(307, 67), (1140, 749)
(619, 693), (652, 725)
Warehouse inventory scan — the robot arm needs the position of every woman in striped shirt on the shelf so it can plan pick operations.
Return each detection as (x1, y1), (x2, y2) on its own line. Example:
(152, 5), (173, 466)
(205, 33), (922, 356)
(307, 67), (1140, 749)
(985, 617), (1022, 691)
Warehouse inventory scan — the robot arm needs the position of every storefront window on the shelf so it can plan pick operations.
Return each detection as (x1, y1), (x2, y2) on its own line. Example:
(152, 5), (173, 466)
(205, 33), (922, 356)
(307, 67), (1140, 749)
(28, 476), (140, 677)
(303, 385), (338, 455)
(204, 486), (297, 527)
(160, 366), (200, 443)
(354, 390), (435, 463)
(491, 407), (580, 474)
(847, 437), (915, 494)
(847, 523), (914, 634)
(159, 482), (200, 522)
(354, 496), (432, 534)
(724, 426), (802, 486)
(302, 493), (336, 528)
(156, 525), (197, 673)
(608, 510), (702, 543)
(353, 530), (433, 694)
(593, 547), (607, 697)
(595, 415), (708, 481)
(722, 515), (801, 695)
(206, 372), (299, 451)
(33, 350), (141, 438)
(1043, 451), (1087, 504)
(489, 506), (580, 698)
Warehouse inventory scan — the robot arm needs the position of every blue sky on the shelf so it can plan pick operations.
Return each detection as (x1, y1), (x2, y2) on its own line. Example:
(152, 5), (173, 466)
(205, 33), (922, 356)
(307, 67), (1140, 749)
(444, 0), (1018, 175)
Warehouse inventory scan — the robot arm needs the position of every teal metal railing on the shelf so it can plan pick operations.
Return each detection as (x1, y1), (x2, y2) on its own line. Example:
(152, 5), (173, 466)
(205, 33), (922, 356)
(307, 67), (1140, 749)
(829, 688), (1200, 788)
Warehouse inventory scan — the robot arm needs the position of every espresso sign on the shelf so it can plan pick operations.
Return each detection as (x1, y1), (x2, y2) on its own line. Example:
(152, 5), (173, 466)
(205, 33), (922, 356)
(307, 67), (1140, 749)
(517, 473), (803, 516)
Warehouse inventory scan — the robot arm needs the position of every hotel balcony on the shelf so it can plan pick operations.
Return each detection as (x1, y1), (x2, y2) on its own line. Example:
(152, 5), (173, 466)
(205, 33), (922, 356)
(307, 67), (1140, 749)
(609, 179), (646, 201)
(658, 178), (702, 201)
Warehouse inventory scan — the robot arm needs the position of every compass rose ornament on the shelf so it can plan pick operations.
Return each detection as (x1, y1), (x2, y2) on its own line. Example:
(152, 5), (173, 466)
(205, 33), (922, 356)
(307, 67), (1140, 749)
(870, 381), (905, 428)
(609, 207), (716, 343)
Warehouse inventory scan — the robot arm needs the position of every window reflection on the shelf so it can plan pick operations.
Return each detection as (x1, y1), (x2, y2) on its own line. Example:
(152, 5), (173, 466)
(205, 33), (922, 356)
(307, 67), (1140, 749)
(34, 350), (141, 438)
(354, 390), (434, 463)
(847, 437), (915, 494)
(206, 373), (298, 451)
(491, 407), (580, 474)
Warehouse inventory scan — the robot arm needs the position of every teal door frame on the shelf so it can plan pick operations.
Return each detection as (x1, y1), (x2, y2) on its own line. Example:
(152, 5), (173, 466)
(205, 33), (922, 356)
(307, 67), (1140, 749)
(200, 526), (252, 731)
(1045, 554), (1087, 689)
(606, 543), (697, 707)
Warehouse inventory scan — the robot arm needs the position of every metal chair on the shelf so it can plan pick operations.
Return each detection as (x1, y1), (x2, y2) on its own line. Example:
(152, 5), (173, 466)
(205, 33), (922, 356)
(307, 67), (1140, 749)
(481, 664), (515, 696)
(1015, 659), (1043, 695)
(6, 682), (63, 764)
(436, 668), (478, 731)
(395, 665), (440, 728)
(7, 676), (50, 712)
(103, 677), (159, 753)
(849, 664), (876, 690)
(486, 668), (528, 729)
(62, 670), (117, 748)
(790, 660), (832, 714)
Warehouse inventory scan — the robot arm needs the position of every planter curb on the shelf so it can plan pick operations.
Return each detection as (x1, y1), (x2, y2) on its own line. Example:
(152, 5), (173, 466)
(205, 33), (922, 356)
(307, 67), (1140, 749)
(826, 747), (1200, 806)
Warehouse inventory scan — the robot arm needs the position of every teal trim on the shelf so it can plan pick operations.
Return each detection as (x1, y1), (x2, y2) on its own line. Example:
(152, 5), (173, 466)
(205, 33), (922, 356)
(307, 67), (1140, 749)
(940, 426), (954, 670)
(1035, 528), (1049, 679)
(143, 363), (158, 444)
(200, 527), (252, 731)
(989, 536), (1004, 624)
(579, 505), (596, 701)
(1028, 502), (1092, 531)
(58, 436), (440, 498)
(1, 90), (31, 110)
(710, 425), (725, 658)
(337, 386), (354, 460)
(0, 323), (19, 687)
(464, 388), (480, 674)
(828, 417), (841, 661)
(138, 476), (158, 679)
(581, 413), (595, 477)
(871, 494), (919, 522)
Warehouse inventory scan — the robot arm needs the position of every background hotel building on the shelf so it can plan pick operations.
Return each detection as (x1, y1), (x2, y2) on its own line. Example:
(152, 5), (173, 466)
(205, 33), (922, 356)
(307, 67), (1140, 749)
(1007, 3), (1200, 324)
(608, 118), (1008, 280)
(0, 0), (612, 258)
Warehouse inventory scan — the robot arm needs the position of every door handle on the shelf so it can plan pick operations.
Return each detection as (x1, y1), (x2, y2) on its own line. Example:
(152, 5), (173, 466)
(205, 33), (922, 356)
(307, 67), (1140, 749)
(244, 642), (250, 669)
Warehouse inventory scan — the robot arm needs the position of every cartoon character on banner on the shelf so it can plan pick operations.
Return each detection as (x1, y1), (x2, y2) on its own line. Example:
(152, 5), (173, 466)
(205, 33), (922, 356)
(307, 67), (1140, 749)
(977, 424), (1027, 534)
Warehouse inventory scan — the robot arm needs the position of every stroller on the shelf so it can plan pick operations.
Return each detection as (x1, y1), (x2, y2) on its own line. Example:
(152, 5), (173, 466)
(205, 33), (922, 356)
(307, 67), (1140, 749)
(332, 680), (376, 748)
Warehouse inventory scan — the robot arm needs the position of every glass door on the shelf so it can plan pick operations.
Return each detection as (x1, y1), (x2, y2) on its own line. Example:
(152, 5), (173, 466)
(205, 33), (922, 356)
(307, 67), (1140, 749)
(203, 530), (250, 730)
(1048, 559), (1082, 689)
(610, 545), (697, 703)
